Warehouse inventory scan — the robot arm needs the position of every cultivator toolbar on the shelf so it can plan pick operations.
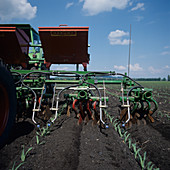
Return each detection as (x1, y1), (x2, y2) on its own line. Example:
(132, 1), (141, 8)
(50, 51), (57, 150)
(11, 70), (158, 128)
(0, 24), (158, 146)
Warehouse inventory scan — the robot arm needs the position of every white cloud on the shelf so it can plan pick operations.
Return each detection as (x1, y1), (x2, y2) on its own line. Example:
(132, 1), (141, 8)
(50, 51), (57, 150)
(131, 3), (145, 11)
(129, 63), (143, 71)
(129, 1), (133, 6)
(135, 16), (144, 22)
(114, 65), (126, 71)
(108, 30), (129, 45)
(147, 65), (170, 77)
(137, 55), (146, 59)
(109, 30), (129, 38)
(148, 66), (161, 74)
(82, 0), (130, 16)
(66, 2), (74, 9)
(164, 65), (170, 69)
(50, 65), (70, 71)
(0, 0), (37, 21)
(164, 46), (170, 49)
(113, 63), (143, 72)
(161, 51), (170, 55)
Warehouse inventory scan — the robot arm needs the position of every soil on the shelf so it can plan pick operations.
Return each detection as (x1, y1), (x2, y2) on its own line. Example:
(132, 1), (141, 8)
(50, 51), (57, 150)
(0, 84), (170, 170)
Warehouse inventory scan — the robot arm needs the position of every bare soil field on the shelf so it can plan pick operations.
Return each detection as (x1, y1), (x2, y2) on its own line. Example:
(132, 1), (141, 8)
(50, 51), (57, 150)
(0, 81), (170, 170)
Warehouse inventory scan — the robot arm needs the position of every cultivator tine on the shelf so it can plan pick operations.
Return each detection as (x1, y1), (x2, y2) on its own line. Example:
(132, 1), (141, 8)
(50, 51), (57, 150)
(120, 108), (131, 127)
(72, 99), (78, 117)
(78, 101), (86, 124)
(67, 105), (71, 117)
(72, 99), (82, 124)
(93, 101), (100, 125)
(119, 99), (158, 127)
(41, 105), (52, 121)
(145, 100), (151, 111)
(38, 83), (46, 110)
(141, 118), (147, 125)
(148, 110), (154, 123)
(87, 100), (94, 120)
(78, 114), (83, 125)
(71, 98), (101, 125)
(151, 99), (158, 113)
(84, 112), (90, 124)
(79, 101), (85, 119)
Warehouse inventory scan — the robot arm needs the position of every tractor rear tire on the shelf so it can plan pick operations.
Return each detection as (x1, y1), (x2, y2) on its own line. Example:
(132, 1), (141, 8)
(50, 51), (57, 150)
(0, 62), (17, 148)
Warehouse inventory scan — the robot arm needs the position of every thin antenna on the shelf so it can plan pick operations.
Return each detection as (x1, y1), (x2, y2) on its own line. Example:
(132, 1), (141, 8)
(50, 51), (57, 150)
(128, 24), (131, 76)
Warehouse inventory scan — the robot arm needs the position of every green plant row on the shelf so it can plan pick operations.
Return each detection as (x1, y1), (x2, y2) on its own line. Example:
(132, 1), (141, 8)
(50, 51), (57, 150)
(105, 111), (159, 170)
(156, 110), (170, 120)
(10, 103), (67, 169)
(10, 145), (32, 170)
(36, 103), (68, 144)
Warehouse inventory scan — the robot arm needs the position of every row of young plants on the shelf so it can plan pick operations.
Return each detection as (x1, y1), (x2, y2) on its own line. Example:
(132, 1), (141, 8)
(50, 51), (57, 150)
(105, 111), (160, 170)
(10, 145), (33, 170)
(10, 103), (67, 170)
(10, 123), (53, 170)
(156, 110), (170, 120)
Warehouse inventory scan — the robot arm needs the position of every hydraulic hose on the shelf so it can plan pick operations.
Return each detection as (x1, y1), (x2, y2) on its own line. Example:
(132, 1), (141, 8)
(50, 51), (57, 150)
(21, 81), (38, 124)
(115, 73), (143, 87)
(84, 71), (144, 87)
(11, 71), (23, 84)
(52, 81), (85, 123)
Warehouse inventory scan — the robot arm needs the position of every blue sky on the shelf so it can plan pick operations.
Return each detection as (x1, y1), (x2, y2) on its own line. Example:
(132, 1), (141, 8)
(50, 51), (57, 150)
(0, 0), (170, 78)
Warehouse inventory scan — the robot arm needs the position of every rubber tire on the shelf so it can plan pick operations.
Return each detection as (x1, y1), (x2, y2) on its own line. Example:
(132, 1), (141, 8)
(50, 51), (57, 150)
(0, 62), (17, 148)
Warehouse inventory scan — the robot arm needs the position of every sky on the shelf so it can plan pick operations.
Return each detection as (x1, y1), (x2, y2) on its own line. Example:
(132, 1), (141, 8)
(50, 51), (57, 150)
(0, 0), (170, 78)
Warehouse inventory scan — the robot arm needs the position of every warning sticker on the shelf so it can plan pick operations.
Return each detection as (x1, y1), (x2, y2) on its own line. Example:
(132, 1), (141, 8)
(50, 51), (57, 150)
(51, 31), (77, 36)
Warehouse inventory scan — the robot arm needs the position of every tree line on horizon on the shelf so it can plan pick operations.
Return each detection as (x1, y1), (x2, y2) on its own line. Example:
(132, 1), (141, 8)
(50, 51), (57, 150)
(135, 75), (170, 81)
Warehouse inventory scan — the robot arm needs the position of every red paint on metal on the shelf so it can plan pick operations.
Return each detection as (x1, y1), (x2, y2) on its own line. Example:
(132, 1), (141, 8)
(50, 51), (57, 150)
(38, 97), (41, 104)
(0, 27), (29, 64)
(79, 101), (85, 119)
(72, 99), (78, 111)
(87, 100), (94, 120)
(0, 30), (15, 32)
(93, 101), (97, 111)
(38, 26), (89, 64)
(44, 60), (51, 68)
(39, 26), (89, 32)
(0, 27), (16, 32)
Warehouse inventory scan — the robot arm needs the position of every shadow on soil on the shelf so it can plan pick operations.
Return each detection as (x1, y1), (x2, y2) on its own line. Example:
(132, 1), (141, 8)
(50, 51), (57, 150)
(7, 121), (35, 145)
(152, 123), (170, 141)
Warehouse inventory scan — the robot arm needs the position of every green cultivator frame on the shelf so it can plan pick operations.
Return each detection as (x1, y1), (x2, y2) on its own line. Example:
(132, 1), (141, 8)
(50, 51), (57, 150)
(0, 24), (158, 147)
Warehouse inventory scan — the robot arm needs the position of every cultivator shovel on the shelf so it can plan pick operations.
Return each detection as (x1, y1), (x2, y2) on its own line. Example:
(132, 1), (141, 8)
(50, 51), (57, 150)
(61, 82), (108, 126)
(119, 82), (158, 127)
